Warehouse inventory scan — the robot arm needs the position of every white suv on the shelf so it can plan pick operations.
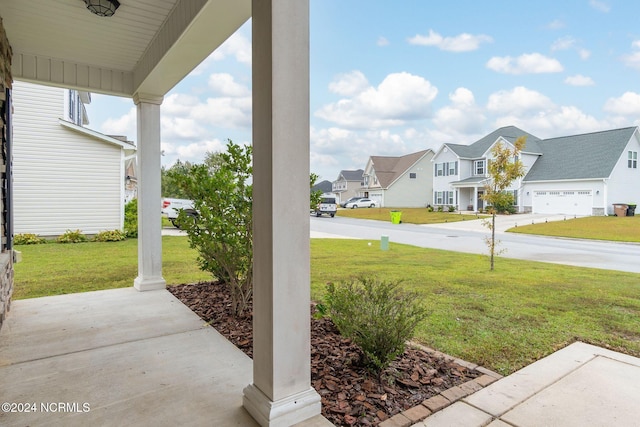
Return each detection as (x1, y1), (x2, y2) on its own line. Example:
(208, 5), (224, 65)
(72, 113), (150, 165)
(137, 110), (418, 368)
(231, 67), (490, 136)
(315, 197), (337, 217)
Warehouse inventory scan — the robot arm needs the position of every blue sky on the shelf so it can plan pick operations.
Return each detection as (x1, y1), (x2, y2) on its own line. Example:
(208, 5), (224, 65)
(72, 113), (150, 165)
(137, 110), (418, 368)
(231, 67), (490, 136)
(85, 0), (640, 182)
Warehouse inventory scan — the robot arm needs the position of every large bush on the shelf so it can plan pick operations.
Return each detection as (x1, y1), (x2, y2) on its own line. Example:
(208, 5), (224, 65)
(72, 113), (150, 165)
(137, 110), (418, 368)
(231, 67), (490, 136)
(172, 140), (253, 317)
(324, 277), (429, 372)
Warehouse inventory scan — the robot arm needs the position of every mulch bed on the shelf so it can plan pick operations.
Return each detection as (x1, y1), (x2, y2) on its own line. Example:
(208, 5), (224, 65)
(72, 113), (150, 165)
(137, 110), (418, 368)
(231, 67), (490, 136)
(169, 281), (480, 426)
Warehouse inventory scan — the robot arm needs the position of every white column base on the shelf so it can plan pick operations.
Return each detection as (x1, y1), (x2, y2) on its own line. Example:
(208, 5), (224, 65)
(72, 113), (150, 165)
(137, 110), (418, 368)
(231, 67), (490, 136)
(243, 384), (321, 427)
(133, 276), (166, 291)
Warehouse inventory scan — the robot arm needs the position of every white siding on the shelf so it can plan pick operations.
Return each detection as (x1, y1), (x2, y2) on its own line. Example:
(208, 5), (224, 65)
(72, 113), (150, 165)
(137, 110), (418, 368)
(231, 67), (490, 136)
(605, 133), (640, 215)
(12, 81), (124, 236)
(384, 152), (434, 207)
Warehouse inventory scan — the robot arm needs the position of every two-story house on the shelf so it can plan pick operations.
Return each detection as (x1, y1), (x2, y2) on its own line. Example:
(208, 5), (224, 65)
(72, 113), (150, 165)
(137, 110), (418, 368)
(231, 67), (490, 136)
(331, 169), (364, 204)
(12, 81), (137, 236)
(432, 125), (640, 215)
(359, 150), (434, 207)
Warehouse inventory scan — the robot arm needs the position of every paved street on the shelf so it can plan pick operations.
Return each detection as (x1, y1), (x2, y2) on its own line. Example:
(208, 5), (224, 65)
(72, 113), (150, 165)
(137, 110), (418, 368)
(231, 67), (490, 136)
(310, 215), (640, 273)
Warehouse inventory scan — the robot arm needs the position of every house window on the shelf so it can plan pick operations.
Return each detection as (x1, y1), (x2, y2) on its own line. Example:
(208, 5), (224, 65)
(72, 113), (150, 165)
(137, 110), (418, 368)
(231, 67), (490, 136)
(512, 190), (518, 206)
(435, 191), (443, 205)
(435, 163), (444, 177)
(409, 172), (417, 179)
(629, 151), (637, 168)
(447, 191), (455, 205)
(474, 160), (485, 175)
(448, 161), (457, 176)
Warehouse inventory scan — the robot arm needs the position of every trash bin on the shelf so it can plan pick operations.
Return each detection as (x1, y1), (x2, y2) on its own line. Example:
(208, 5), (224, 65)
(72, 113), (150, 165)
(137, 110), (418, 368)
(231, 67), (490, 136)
(390, 210), (402, 224)
(627, 204), (636, 216)
(613, 204), (628, 217)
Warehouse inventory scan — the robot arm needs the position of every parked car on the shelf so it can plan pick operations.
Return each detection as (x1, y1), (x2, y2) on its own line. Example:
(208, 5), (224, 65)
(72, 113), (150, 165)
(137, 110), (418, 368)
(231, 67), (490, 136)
(161, 198), (198, 228)
(340, 197), (363, 208)
(345, 198), (379, 208)
(315, 197), (337, 217)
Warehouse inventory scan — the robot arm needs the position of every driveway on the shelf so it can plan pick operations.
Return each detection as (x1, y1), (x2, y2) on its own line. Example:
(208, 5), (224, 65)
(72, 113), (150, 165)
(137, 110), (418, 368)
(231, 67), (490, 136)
(421, 213), (574, 233)
(310, 215), (640, 273)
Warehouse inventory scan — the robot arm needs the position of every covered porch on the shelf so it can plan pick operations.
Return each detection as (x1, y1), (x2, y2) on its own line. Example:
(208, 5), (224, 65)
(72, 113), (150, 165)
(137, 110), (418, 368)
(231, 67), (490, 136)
(0, 287), (330, 426)
(451, 177), (488, 212)
(0, 0), (323, 425)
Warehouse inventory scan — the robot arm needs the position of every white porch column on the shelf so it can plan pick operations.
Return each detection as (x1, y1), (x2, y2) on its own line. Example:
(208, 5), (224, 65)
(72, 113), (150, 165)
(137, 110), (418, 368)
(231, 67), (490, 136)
(243, 0), (321, 426)
(133, 93), (166, 291)
(473, 186), (479, 212)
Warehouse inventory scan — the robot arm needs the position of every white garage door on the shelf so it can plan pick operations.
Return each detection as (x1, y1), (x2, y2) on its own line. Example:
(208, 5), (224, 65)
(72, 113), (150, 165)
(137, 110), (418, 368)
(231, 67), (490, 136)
(533, 190), (592, 215)
(369, 192), (383, 206)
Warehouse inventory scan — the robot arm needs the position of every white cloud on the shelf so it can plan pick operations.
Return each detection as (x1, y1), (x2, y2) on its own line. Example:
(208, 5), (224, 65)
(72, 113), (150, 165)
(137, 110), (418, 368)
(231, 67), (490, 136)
(328, 71), (369, 96)
(208, 73), (251, 97)
(191, 30), (252, 75)
(494, 106), (603, 137)
(603, 92), (640, 116)
(546, 20), (565, 30)
(407, 29), (492, 52)
(551, 36), (576, 51)
(190, 97), (252, 129)
(578, 49), (591, 60)
(433, 88), (486, 134)
(589, 0), (611, 13)
(487, 87), (555, 115)
(486, 53), (563, 74)
(622, 41), (640, 70)
(377, 36), (390, 47)
(316, 72), (438, 128)
(101, 107), (136, 137)
(564, 74), (595, 86)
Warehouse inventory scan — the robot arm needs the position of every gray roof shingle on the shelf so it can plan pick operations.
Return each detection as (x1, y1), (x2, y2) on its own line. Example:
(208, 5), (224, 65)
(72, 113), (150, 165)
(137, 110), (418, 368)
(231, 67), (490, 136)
(446, 126), (542, 158)
(338, 169), (364, 181)
(524, 127), (638, 181)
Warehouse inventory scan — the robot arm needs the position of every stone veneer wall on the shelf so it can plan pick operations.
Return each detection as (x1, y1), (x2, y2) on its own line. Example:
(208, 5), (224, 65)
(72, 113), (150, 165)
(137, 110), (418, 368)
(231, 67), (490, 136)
(0, 15), (13, 331)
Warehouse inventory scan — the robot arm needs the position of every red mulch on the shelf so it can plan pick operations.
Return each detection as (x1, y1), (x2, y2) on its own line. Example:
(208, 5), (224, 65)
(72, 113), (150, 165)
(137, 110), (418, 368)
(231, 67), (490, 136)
(168, 281), (479, 426)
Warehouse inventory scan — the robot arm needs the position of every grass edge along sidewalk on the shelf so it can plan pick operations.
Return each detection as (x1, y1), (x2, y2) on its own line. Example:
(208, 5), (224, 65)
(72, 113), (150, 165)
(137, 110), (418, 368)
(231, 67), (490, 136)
(13, 236), (640, 376)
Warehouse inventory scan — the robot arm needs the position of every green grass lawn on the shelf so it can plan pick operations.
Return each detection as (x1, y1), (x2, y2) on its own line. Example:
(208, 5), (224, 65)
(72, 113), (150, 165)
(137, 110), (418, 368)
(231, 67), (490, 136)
(12, 236), (640, 376)
(13, 236), (210, 299)
(508, 215), (640, 242)
(337, 207), (485, 224)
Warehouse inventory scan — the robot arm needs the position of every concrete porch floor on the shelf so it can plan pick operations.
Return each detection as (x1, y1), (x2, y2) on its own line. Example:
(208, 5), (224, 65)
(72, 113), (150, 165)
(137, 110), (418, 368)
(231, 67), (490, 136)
(0, 288), (332, 427)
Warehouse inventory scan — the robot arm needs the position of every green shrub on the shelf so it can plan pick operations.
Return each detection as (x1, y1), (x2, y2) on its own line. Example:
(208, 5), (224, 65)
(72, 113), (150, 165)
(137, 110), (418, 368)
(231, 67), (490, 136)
(437, 205), (444, 212)
(93, 230), (126, 242)
(124, 199), (138, 238)
(14, 233), (47, 245)
(426, 206), (434, 212)
(448, 205), (456, 212)
(324, 277), (429, 372)
(57, 229), (88, 244)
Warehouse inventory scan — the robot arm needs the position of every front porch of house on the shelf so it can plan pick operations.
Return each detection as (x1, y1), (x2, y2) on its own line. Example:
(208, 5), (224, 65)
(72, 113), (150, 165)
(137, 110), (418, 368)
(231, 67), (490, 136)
(0, 287), (331, 427)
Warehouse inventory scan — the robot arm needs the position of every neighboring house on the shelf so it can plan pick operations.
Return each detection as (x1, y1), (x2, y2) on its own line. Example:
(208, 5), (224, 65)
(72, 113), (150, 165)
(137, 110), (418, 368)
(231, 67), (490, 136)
(359, 150), (434, 207)
(432, 125), (640, 216)
(311, 180), (334, 198)
(12, 81), (137, 236)
(332, 169), (364, 204)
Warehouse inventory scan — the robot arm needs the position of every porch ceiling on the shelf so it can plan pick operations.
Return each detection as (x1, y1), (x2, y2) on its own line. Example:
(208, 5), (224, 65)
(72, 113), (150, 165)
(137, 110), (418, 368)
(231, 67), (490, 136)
(0, 0), (251, 97)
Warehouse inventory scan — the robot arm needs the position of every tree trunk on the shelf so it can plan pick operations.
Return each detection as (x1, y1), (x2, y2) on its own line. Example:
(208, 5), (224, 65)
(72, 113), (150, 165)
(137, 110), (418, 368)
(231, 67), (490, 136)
(490, 212), (496, 271)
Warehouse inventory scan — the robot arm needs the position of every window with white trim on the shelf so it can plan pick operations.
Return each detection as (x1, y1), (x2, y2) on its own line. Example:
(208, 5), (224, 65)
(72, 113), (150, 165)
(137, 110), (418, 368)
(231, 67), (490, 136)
(474, 160), (485, 175)
(629, 151), (637, 168)
(435, 163), (444, 176)
(435, 191), (443, 204)
(447, 191), (455, 205)
(448, 161), (457, 176)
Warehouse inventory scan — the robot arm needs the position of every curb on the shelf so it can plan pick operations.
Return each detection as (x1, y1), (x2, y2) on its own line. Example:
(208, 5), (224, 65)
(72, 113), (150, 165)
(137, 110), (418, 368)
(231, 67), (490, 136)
(378, 343), (502, 427)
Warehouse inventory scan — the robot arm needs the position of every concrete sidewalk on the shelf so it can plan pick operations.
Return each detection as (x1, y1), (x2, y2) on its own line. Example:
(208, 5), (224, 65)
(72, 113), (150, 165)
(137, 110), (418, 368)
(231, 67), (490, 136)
(411, 342), (640, 427)
(422, 213), (574, 233)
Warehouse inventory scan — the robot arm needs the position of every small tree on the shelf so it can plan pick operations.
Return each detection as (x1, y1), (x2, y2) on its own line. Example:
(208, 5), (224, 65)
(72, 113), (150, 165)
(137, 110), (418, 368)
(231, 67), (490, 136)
(482, 136), (526, 270)
(310, 172), (323, 210)
(173, 140), (253, 317)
